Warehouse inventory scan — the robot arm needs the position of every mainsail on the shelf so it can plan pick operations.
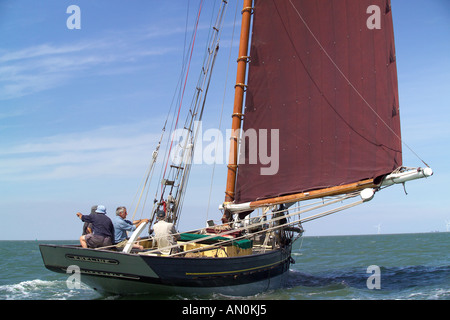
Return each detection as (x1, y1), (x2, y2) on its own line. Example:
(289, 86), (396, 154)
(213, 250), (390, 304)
(233, 0), (402, 204)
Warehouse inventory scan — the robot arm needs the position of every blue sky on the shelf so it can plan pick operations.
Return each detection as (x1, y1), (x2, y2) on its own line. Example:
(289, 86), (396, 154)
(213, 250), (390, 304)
(0, 0), (449, 240)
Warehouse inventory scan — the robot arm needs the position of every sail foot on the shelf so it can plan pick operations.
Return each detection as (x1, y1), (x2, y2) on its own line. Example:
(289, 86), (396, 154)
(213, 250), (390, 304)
(224, 179), (377, 214)
(225, 167), (432, 215)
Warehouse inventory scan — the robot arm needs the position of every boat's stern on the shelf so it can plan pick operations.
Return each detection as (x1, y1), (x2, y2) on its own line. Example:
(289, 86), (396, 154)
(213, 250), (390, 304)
(39, 243), (161, 294)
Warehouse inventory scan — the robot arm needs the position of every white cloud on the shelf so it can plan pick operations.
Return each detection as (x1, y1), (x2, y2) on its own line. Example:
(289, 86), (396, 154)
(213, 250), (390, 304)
(0, 32), (179, 100)
(0, 43), (91, 64)
(0, 43), (99, 99)
(0, 121), (162, 181)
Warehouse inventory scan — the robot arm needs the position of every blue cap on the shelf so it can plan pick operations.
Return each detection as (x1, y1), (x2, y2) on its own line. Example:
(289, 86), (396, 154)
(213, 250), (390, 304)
(95, 205), (106, 214)
(156, 210), (166, 219)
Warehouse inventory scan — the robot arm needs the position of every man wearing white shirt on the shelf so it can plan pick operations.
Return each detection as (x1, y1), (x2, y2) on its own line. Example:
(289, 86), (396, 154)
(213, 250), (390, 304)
(153, 210), (180, 255)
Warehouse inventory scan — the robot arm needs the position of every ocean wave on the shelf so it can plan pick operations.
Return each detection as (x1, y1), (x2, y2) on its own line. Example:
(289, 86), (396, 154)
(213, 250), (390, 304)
(0, 279), (92, 300)
(406, 288), (450, 300)
(285, 265), (450, 300)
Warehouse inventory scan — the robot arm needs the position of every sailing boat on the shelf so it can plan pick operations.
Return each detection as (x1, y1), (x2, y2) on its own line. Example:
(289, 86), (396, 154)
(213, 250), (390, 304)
(39, 0), (432, 297)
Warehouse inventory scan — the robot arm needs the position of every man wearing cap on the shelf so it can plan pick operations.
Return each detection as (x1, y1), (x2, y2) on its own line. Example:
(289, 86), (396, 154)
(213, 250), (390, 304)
(152, 210), (180, 255)
(76, 205), (114, 249)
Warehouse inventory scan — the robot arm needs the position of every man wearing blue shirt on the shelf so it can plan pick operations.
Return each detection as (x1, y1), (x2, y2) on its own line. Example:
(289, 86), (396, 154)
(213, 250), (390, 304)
(112, 206), (148, 250)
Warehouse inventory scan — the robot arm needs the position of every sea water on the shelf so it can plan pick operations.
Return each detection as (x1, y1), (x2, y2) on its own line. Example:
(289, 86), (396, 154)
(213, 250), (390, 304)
(0, 232), (448, 300)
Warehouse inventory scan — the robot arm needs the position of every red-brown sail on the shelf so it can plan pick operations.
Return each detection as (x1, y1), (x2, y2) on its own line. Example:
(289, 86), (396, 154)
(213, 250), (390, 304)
(234, 0), (402, 204)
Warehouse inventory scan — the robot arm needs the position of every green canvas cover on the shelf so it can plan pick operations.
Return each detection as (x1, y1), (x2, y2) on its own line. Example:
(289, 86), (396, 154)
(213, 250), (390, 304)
(179, 233), (252, 250)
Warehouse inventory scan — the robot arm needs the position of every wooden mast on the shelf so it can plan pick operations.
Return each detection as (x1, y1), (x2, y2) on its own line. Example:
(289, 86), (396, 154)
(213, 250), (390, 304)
(224, 0), (253, 203)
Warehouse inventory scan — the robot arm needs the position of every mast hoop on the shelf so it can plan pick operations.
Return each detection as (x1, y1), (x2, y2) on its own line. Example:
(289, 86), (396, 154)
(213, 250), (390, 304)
(232, 112), (244, 119)
(241, 7), (254, 14)
(234, 83), (248, 91)
(237, 55), (251, 63)
(225, 191), (235, 198)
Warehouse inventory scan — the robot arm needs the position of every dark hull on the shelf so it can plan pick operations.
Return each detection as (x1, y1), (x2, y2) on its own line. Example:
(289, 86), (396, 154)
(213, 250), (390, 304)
(39, 243), (294, 296)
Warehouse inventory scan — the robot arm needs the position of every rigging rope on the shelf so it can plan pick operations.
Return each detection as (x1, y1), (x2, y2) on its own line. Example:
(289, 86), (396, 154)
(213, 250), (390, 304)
(140, 0), (230, 229)
(161, 0), (204, 195)
(130, 1), (197, 223)
(155, 194), (363, 256)
(206, 0), (240, 221)
(130, 0), (205, 226)
(112, 192), (363, 255)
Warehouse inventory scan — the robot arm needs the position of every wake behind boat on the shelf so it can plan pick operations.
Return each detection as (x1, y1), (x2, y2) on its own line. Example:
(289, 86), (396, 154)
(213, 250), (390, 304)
(40, 0), (432, 297)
